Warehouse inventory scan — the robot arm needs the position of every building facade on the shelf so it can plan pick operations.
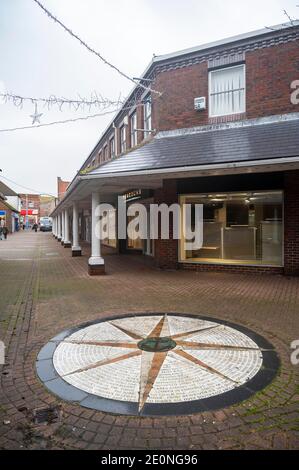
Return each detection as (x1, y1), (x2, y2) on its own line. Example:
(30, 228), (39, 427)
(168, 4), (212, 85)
(0, 181), (20, 232)
(57, 177), (70, 202)
(51, 22), (299, 276)
(40, 195), (56, 218)
(19, 194), (40, 226)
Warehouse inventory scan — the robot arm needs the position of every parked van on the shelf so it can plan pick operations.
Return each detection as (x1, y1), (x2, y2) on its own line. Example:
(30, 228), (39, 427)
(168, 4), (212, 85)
(40, 217), (52, 232)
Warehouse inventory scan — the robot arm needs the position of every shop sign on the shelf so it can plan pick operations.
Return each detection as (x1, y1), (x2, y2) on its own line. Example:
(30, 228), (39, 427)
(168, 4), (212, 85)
(123, 189), (153, 202)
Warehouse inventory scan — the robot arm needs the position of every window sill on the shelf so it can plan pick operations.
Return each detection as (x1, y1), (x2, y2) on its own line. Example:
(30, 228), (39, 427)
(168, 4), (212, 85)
(208, 113), (246, 124)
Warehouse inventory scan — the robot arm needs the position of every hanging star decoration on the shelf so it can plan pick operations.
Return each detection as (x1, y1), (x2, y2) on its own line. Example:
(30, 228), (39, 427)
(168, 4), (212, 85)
(30, 103), (43, 125)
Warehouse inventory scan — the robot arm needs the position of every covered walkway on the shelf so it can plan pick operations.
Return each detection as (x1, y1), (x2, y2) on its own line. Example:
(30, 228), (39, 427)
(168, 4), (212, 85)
(0, 231), (298, 449)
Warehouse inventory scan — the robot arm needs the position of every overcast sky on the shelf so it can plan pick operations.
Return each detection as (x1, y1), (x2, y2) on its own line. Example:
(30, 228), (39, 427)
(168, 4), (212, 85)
(0, 0), (297, 196)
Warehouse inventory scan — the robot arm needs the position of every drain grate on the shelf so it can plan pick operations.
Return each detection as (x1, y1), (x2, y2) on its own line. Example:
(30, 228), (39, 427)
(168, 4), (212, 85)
(33, 406), (61, 425)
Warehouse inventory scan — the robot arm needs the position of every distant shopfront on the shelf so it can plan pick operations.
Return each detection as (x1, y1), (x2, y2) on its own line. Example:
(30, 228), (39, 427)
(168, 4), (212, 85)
(20, 209), (39, 226)
(0, 207), (19, 232)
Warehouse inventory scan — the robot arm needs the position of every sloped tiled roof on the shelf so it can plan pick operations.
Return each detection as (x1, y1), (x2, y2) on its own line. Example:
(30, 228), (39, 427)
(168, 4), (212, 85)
(88, 118), (299, 176)
(0, 180), (18, 196)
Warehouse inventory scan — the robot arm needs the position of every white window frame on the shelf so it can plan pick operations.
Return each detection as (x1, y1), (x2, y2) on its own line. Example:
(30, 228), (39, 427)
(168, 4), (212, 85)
(209, 64), (246, 118)
(143, 95), (152, 137)
(103, 145), (108, 161)
(130, 112), (137, 147)
(120, 125), (126, 153)
(109, 136), (115, 158)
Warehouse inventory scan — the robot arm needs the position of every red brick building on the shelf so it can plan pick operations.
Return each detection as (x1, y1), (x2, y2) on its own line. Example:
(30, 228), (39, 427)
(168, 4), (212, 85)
(40, 196), (56, 218)
(19, 194), (40, 226)
(57, 177), (70, 201)
(51, 22), (299, 276)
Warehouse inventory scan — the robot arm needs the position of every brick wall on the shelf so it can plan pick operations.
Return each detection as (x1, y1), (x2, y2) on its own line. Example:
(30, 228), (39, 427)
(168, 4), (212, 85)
(180, 263), (283, 275)
(284, 169), (299, 276)
(246, 41), (299, 119)
(137, 105), (144, 145)
(152, 40), (299, 132)
(154, 179), (178, 269)
(57, 178), (70, 201)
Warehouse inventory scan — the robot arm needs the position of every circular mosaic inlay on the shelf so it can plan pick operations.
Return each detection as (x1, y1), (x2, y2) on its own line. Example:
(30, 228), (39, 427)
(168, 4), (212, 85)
(36, 314), (279, 416)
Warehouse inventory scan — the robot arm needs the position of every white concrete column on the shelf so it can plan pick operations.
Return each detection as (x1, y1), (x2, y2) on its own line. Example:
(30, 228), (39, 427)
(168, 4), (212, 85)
(64, 209), (71, 247)
(57, 213), (62, 241)
(61, 210), (65, 244)
(54, 216), (58, 237)
(52, 217), (55, 236)
(72, 202), (81, 256)
(88, 192), (105, 275)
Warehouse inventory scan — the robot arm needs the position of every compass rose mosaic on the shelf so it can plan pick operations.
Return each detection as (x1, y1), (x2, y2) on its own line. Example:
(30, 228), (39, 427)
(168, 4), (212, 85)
(36, 314), (279, 416)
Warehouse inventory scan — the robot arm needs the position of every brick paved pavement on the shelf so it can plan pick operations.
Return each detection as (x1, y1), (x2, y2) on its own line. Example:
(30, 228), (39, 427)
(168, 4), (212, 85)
(0, 231), (298, 450)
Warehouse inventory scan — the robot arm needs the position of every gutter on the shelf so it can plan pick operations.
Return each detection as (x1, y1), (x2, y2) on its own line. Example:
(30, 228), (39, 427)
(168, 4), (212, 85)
(82, 156), (299, 180)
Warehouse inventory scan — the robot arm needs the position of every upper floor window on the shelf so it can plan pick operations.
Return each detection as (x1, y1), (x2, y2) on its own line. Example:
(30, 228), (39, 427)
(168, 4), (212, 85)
(120, 125), (126, 153)
(110, 136), (115, 158)
(143, 95), (152, 137)
(209, 64), (245, 117)
(130, 112), (137, 147)
(103, 145), (108, 161)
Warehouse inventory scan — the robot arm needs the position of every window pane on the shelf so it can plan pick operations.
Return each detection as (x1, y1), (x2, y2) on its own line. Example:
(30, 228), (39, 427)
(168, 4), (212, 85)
(110, 138), (115, 158)
(181, 191), (283, 266)
(144, 96), (152, 136)
(130, 113), (137, 146)
(210, 65), (245, 117)
(120, 126), (126, 152)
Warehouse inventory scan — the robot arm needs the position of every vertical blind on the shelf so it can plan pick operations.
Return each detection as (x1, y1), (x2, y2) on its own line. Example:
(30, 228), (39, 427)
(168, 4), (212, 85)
(209, 65), (245, 117)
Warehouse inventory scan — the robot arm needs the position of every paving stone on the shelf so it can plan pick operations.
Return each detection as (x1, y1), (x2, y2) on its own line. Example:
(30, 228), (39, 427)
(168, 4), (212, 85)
(0, 231), (298, 450)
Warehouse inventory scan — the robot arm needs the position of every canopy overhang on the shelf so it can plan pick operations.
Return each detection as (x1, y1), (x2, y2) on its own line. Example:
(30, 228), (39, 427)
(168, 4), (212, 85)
(50, 156), (299, 216)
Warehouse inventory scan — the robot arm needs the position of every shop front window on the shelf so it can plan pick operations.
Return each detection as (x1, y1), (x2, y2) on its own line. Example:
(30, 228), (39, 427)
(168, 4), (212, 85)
(180, 191), (283, 266)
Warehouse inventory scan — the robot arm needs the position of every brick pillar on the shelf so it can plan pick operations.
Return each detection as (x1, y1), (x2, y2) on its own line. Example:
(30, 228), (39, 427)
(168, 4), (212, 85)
(154, 179), (178, 270)
(284, 170), (299, 276)
(137, 104), (144, 145)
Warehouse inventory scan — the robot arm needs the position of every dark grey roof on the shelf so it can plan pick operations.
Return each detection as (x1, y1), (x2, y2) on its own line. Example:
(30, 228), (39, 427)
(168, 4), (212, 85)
(0, 180), (18, 196)
(88, 118), (299, 176)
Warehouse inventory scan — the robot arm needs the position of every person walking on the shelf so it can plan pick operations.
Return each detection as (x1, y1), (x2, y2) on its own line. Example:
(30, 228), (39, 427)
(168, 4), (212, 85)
(0, 225), (3, 241)
(32, 223), (38, 233)
(2, 226), (8, 240)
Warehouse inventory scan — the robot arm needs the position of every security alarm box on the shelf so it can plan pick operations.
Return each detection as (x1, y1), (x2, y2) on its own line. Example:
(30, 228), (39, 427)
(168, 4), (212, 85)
(194, 96), (206, 111)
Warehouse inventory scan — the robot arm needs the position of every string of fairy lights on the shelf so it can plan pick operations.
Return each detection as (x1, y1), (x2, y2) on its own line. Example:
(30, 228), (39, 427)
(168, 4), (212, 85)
(0, 91), (124, 111)
(32, 0), (161, 96)
(0, 104), (139, 133)
(0, 2), (298, 133)
(0, 0), (161, 132)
